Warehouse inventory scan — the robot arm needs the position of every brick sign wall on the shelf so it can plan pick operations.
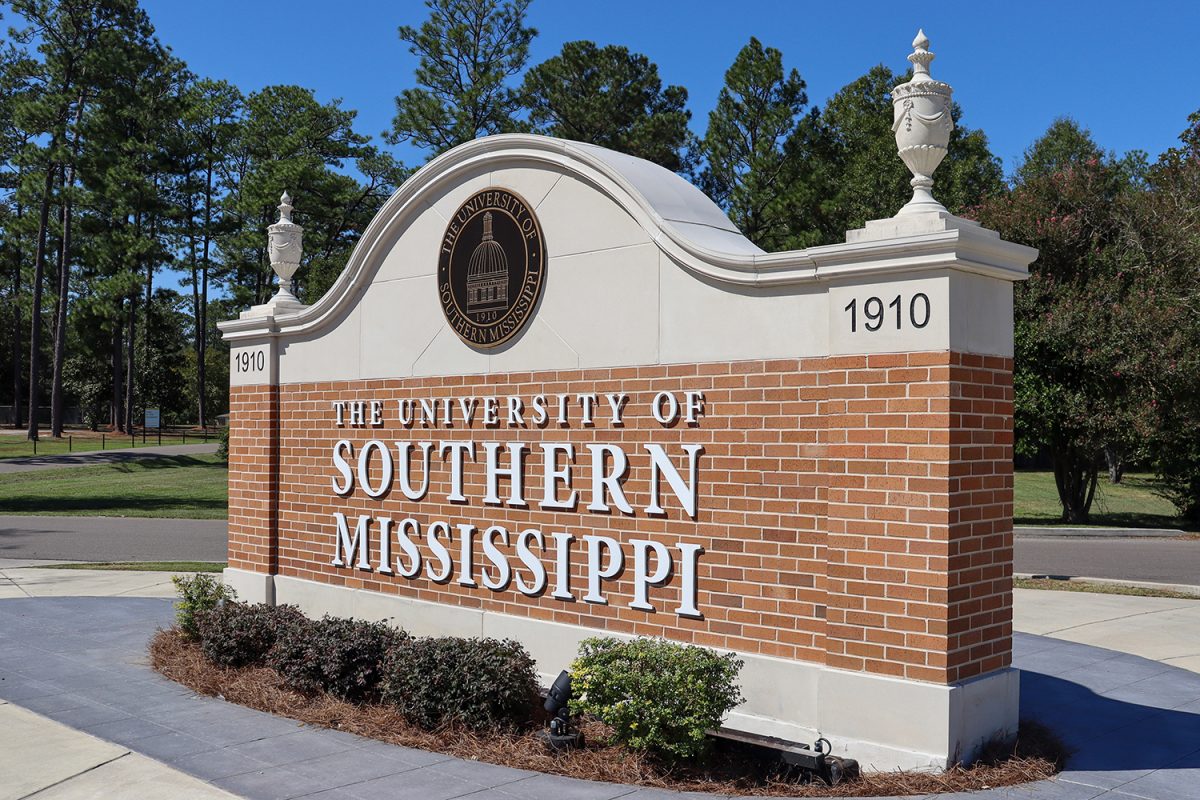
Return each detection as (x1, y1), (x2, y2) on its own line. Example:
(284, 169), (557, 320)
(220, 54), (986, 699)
(220, 134), (1035, 770)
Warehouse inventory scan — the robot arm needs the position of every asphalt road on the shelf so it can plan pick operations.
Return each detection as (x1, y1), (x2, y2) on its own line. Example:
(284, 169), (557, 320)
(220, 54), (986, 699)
(0, 443), (218, 474)
(0, 515), (226, 562)
(0, 512), (1197, 583)
(1014, 536), (1200, 585)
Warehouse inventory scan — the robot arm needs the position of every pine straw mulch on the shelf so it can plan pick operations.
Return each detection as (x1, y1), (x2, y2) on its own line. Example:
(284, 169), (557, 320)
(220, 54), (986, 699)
(149, 629), (1067, 798)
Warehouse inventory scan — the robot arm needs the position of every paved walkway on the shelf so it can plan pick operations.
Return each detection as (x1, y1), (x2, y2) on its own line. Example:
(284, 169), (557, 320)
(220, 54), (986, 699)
(0, 700), (236, 799)
(1, 570), (1199, 799)
(0, 443), (218, 474)
(0, 516), (227, 562)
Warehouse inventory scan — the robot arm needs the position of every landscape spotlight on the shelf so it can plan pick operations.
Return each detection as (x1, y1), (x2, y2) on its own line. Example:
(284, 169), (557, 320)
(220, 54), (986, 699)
(540, 670), (584, 751)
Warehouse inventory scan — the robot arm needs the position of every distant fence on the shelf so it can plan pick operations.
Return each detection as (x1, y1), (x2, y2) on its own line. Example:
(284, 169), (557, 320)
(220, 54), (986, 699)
(0, 405), (82, 426)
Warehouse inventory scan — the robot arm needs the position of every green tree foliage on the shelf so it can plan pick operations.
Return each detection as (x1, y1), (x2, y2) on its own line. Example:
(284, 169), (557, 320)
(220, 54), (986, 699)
(787, 65), (1003, 246)
(389, 0), (536, 157)
(970, 121), (1152, 523)
(699, 37), (808, 251)
(220, 85), (406, 306)
(1136, 112), (1200, 520)
(520, 40), (692, 171)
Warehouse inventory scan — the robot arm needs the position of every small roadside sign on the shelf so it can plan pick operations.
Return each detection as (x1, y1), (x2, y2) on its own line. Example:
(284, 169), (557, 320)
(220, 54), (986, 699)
(144, 408), (161, 429)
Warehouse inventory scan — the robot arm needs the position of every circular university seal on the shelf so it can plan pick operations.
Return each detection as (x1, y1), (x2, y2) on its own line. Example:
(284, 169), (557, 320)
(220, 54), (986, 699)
(437, 188), (546, 349)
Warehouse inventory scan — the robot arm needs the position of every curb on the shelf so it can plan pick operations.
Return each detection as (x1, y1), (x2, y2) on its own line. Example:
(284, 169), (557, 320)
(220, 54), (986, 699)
(1015, 573), (1200, 597)
(1015, 526), (1190, 539)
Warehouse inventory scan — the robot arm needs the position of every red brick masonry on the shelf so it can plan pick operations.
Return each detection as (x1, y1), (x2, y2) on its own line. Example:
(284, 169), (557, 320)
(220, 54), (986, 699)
(228, 351), (1013, 685)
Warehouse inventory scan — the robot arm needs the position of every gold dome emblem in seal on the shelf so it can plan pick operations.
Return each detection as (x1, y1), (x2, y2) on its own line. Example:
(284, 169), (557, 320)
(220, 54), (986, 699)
(437, 187), (546, 349)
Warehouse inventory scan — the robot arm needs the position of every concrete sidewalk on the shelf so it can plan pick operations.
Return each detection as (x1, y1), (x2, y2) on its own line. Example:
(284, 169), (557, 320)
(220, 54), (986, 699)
(0, 443), (218, 474)
(0, 700), (236, 800)
(1015, 587), (1200, 672)
(0, 559), (195, 600)
(3, 564), (1200, 799)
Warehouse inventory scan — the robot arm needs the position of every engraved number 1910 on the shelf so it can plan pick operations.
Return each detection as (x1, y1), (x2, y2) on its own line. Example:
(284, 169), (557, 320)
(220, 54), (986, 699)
(844, 293), (931, 333)
(235, 350), (265, 373)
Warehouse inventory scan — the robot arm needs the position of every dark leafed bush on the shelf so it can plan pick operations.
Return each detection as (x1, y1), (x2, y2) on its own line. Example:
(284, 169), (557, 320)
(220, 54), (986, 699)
(197, 602), (307, 668)
(381, 637), (538, 732)
(570, 636), (744, 762)
(268, 615), (406, 702)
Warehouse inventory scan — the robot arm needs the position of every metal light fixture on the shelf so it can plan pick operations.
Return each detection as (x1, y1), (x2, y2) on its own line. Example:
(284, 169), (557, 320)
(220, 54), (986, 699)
(540, 670), (584, 751)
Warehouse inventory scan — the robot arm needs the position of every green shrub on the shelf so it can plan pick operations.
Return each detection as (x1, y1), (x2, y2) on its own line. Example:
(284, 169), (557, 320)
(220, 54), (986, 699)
(197, 602), (307, 668)
(269, 615), (406, 702)
(216, 425), (230, 461)
(172, 573), (236, 639)
(380, 637), (538, 732)
(570, 637), (744, 762)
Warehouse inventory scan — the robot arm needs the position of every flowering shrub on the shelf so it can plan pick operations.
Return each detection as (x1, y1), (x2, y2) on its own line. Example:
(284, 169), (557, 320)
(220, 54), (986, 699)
(570, 637), (743, 761)
(171, 573), (236, 639)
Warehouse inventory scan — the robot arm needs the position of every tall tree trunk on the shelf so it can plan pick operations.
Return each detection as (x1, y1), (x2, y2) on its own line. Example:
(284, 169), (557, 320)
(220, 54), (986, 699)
(9, 197), (22, 430)
(124, 292), (135, 433)
(26, 163), (58, 441)
(110, 323), (124, 432)
(197, 164), (214, 429)
(50, 91), (86, 438)
(1053, 446), (1099, 524)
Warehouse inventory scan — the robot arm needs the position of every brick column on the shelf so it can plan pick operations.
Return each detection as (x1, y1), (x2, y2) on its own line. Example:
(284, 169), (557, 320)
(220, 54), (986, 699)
(822, 350), (1013, 686)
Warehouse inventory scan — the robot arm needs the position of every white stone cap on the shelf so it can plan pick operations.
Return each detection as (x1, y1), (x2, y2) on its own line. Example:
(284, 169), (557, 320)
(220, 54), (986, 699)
(219, 134), (1037, 343)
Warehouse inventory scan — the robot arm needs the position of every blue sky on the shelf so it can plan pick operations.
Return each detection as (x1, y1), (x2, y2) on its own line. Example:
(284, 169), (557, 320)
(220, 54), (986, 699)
(141, 0), (1200, 174)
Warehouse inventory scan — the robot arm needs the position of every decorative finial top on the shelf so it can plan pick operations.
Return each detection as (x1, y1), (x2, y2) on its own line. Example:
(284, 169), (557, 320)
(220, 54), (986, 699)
(278, 191), (294, 224)
(908, 28), (935, 82)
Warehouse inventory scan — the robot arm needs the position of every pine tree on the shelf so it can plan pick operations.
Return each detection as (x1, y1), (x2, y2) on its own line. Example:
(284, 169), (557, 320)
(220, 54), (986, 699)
(699, 38), (808, 251)
(388, 0), (536, 157)
(520, 40), (693, 171)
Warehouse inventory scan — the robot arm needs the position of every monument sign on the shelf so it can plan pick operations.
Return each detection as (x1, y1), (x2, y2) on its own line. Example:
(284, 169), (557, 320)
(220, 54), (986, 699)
(219, 33), (1036, 771)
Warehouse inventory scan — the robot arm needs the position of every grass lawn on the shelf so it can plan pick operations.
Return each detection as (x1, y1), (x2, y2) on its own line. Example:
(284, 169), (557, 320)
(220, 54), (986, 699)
(32, 561), (226, 573)
(0, 432), (216, 460)
(1014, 470), (1189, 530)
(0, 454), (227, 518)
(1015, 577), (1200, 600)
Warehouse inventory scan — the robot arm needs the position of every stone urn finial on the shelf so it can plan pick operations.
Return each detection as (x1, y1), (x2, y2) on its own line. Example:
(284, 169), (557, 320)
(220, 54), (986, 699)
(267, 190), (303, 302)
(891, 29), (955, 215)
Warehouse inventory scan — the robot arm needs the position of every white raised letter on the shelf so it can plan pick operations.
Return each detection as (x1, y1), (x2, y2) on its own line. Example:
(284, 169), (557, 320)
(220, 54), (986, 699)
(551, 532), (575, 600)
(457, 522), (477, 587)
(377, 517), (394, 574)
(439, 441), (474, 502)
(645, 443), (704, 518)
(396, 518), (422, 578)
(370, 400), (383, 426)
(331, 439), (353, 495)
(630, 539), (672, 611)
(357, 440), (393, 499)
(515, 529), (547, 596)
(395, 442), (433, 500)
(506, 396), (524, 426)
(483, 442), (529, 507)
(531, 395), (548, 425)
(586, 444), (633, 514)
(605, 393), (628, 426)
(685, 391), (705, 423)
(481, 525), (512, 591)
(651, 391), (679, 425)
(584, 535), (623, 604)
(539, 443), (576, 510)
(675, 543), (704, 617)
(332, 512), (371, 570)
(426, 521), (452, 582)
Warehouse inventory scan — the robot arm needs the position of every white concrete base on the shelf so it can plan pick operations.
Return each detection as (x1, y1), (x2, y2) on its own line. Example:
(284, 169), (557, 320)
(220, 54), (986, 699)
(230, 570), (1018, 771)
(222, 567), (275, 605)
